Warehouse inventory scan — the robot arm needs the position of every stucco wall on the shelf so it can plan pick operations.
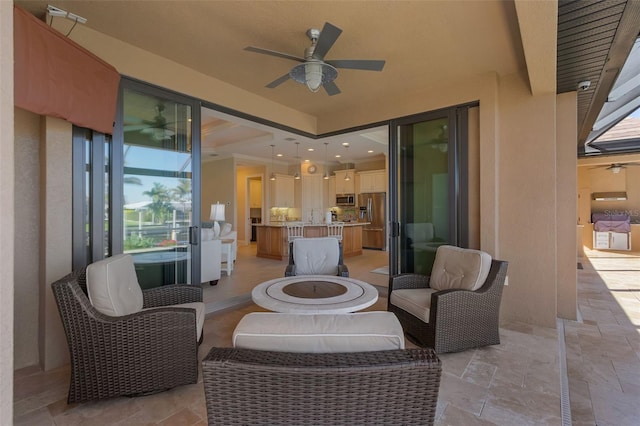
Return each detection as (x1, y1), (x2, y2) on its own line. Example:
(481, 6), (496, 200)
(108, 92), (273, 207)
(14, 108), (41, 369)
(1, 0), (14, 419)
(556, 92), (577, 320)
(39, 117), (73, 370)
(497, 72), (558, 327)
(58, 23), (317, 135)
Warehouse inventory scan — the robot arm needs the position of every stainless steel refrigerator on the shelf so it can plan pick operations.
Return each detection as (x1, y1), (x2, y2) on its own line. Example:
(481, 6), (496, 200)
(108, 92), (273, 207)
(358, 192), (386, 250)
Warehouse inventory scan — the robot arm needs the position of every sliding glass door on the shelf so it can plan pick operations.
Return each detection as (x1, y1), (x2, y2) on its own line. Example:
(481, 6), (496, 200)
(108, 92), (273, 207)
(118, 81), (201, 288)
(389, 106), (470, 275)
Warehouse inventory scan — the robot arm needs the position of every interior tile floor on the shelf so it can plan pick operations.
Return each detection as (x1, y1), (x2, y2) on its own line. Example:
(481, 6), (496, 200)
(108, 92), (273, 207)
(13, 245), (640, 425)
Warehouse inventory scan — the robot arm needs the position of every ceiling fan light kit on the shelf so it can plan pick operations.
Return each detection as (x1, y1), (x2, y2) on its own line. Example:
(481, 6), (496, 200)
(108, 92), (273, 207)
(245, 22), (385, 96)
(289, 61), (337, 93)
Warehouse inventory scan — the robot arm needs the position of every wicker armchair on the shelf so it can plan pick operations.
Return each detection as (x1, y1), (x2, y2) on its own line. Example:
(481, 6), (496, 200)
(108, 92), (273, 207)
(202, 347), (442, 425)
(388, 246), (508, 354)
(51, 268), (203, 403)
(285, 237), (349, 277)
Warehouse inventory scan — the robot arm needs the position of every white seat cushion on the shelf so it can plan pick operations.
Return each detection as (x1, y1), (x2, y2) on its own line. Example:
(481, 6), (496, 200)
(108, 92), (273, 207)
(430, 245), (491, 291)
(86, 254), (143, 316)
(293, 237), (339, 275)
(144, 301), (204, 341)
(389, 288), (438, 322)
(233, 311), (405, 353)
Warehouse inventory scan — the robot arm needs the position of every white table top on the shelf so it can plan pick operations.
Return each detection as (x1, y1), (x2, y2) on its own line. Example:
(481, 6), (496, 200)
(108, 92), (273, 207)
(251, 275), (379, 314)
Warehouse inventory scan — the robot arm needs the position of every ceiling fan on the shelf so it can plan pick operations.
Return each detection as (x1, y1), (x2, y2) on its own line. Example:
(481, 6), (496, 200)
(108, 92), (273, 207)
(244, 22), (385, 96)
(591, 162), (640, 173)
(124, 104), (175, 140)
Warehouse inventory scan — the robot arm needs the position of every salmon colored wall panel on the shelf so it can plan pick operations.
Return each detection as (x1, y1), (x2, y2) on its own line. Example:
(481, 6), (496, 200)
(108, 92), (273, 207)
(13, 5), (119, 134)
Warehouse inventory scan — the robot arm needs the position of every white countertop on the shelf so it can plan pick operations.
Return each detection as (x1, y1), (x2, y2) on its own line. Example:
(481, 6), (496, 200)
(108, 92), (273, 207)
(258, 222), (369, 227)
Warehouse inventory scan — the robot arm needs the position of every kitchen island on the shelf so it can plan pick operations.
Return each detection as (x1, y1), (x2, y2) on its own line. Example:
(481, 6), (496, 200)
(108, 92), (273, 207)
(256, 222), (367, 260)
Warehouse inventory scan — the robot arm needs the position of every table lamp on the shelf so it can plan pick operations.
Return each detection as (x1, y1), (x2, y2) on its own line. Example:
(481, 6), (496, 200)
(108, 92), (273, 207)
(210, 202), (225, 237)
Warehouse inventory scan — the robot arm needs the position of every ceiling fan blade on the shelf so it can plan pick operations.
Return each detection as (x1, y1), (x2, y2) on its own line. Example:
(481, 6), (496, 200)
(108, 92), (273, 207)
(323, 81), (341, 96)
(312, 22), (342, 60)
(266, 73), (291, 88)
(244, 46), (305, 63)
(327, 59), (386, 71)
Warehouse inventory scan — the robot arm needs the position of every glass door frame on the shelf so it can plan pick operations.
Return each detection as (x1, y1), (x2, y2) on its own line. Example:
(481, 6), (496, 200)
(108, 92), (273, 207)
(388, 104), (473, 276)
(114, 77), (202, 285)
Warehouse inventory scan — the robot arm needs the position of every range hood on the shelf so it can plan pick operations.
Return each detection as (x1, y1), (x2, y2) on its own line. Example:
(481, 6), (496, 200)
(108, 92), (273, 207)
(592, 192), (627, 201)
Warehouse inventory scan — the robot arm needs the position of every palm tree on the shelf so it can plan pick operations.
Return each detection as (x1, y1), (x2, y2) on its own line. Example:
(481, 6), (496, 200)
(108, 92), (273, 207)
(143, 182), (172, 224)
(171, 178), (191, 204)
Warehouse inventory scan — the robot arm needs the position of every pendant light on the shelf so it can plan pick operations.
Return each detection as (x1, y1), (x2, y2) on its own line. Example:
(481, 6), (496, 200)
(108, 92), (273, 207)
(344, 144), (351, 181)
(269, 144), (276, 181)
(323, 142), (330, 180)
(293, 142), (301, 180)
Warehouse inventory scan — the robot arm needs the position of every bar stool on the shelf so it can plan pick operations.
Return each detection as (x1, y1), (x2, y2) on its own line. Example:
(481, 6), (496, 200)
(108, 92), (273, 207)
(327, 222), (344, 241)
(286, 222), (305, 242)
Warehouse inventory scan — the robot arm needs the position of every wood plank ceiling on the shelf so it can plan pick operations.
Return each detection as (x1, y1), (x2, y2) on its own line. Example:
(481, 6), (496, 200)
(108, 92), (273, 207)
(557, 0), (640, 153)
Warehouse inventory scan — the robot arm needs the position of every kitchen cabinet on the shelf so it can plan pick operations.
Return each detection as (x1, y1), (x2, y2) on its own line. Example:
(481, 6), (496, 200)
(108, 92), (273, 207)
(325, 176), (336, 209)
(256, 226), (288, 260)
(342, 225), (363, 257)
(271, 174), (294, 207)
(357, 170), (386, 193)
(302, 175), (323, 223)
(334, 170), (355, 194)
(249, 179), (262, 208)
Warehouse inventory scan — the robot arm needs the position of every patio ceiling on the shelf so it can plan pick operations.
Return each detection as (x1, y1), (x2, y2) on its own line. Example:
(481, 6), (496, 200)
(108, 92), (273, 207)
(14, 1), (640, 160)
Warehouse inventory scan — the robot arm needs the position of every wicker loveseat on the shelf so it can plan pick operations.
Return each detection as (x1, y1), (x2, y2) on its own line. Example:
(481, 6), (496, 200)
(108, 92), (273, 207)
(202, 311), (442, 425)
(203, 347), (441, 425)
(51, 265), (203, 403)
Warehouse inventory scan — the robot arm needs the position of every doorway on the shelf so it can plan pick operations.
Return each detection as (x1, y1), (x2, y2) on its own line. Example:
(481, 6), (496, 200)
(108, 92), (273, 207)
(247, 175), (263, 243)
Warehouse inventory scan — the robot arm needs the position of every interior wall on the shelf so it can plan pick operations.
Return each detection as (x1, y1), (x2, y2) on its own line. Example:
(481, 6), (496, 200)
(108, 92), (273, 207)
(236, 165), (265, 243)
(202, 158), (236, 227)
(556, 92), (577, 320)
(14, 108), (41, 369)
(497, 72), (558, 328)
(1, 0), (15, 416)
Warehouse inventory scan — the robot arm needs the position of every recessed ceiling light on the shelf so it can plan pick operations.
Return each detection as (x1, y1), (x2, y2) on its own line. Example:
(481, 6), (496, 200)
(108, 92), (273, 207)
(308, 148), (315, 152)
(277, 153), (283, 157)
(304, 159), (310, 162)
(368, 150), (374, 153)
(342, 142), (349, 146)
(335, 154), (341, 158)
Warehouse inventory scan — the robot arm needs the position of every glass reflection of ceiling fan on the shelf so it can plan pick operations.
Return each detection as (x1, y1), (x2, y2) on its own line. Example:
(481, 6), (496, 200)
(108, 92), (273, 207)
(124, 104), (175, 141)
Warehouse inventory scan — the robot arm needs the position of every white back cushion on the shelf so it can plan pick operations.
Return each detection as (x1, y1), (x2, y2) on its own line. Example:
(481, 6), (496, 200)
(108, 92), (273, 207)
(233, 312), (405, 353)
(86, 254), (144, 316)
(293, 237), (339, 275)
(430, 245), (492, 291)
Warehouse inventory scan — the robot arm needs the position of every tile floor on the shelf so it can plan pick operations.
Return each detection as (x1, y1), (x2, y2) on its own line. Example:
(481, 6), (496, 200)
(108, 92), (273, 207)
(13, 245), (640, 425)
